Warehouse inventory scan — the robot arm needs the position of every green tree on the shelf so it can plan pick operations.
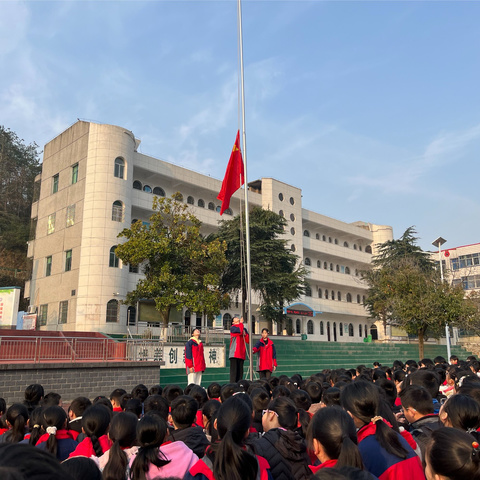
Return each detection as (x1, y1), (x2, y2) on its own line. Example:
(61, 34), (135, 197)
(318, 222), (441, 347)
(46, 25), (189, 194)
(0, 126), (41, 253)
(363, 227), (480, 358)
(115, 194), (229, 326)
(214, 207), (307, 324)
(0, 126), (41, 293)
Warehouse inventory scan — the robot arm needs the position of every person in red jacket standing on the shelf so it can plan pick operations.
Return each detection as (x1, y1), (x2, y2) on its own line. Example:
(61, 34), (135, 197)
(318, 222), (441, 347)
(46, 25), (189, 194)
(253, 328), (277, 379)
(229, 316), (249, 383)
(185, 328), (206, 386)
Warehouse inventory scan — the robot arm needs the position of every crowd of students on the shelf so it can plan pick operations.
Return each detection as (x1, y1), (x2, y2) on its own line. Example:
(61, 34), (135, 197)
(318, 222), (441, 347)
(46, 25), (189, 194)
(1, 353), (480, 479)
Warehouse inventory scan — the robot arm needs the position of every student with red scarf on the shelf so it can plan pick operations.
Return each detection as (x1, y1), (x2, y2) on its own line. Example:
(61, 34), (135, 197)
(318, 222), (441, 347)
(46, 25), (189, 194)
(229, 316), (249, 383)
(185, 328), (206, 386)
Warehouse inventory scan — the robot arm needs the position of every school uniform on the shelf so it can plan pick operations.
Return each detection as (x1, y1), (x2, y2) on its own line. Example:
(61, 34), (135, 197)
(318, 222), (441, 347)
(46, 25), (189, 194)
(185, 337), (206, 386)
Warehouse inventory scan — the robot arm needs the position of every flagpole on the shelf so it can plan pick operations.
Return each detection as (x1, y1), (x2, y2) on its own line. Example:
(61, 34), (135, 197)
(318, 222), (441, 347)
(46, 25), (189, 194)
(237, 0), (253, 381)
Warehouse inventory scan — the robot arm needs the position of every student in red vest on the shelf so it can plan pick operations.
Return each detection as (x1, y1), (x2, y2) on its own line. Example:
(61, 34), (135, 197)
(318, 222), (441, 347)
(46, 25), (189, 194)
(229, 316), (249, 383)
(253, 328), (277, 379)
(185, 328), (206, 386)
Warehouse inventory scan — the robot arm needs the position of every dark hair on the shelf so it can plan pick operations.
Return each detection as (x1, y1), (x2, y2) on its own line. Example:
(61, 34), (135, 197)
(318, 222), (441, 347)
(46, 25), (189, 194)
(125, 398), (142, 418)
(207, 382), (221, 400)
(144, 395), (169, 420)
(419, 358), (434, 368)
(450, 355), (459, 362)
(405, 360), (418, 369)
(28, 407), (45, 446)
(322, 387), (341, 407)
(272, 385), (290, 399)
(203, 399), (221, 442)
(0, 443), (74, 480)
(392, 370), (406, 384)
(5, 404), (29, 443)
(305, 381), (323, 403)
(62, 456), (102, 480)
(69, 396), (92, 417)
(237, 379), (251, 392)
(392, 360), (404, 370)
(289, 389), (312, 437)
(372, 369), (387, 382)
(93, 396), (113, 411)
(130, 415), (170, 480)
(120, 393), (133, 411)
(42, 406), (67, 458)
(220, 383), (237, 403)
(149, 385), (163, 396)
(375, 379), (397, 408)
(267, 396), (298, 430)
(341, 381), (408, 459)
(189, 385), (208, 409)
(82, 404), (112, 457)
(268, 376), (280, 389)
(399, 385), (433, 415)
(443, 394), (480, 433)
(131, 384), (149, 402)
(103, 412), (138, 480)
(170, 395), (198, 428)
(261, 328), (269, 333)
(42, 392), (61, 407)
(307, 406), (363, 469)
(458, 384), (480, 405)
(434, 356), (447, 365)
(250, 388), (270, 426)
(406, 369), (440, 398)
(162, 385), (183, 406)
(469, 361), (480, 373)
(23, 384), (44, 413)
(110, 388), (127, 404)
(426, 427), (480, 479)
(210, 396), (258, 480)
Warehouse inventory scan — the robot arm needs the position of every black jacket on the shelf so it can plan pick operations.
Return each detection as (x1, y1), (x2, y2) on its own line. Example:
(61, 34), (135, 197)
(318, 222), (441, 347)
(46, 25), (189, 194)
(407, 414), (442, 458)
(249, 428), (312, 480)
(170, 425), (209, 459)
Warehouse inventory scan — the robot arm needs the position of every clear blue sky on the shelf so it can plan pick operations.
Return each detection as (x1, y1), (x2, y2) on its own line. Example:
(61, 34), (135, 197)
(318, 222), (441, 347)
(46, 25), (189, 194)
(2, 0), (479, 251)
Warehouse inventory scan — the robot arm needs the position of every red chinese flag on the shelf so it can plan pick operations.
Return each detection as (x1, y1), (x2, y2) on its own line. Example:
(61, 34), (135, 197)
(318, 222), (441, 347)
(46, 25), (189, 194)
(217, 130), (245, 215)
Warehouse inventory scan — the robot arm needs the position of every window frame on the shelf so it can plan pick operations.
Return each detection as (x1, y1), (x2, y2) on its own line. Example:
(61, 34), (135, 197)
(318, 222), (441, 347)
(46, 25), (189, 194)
(109, 246), (120, 268)
(65, 250), (72, 272)
(112, 201), (124, 222)
(114, 157), (125, 179)
(106, 299), (119, 323)
(59, 301), (68, 324)
(39, 304), (48, 326)
(45, 256), (52, 277)
(52, 174), (59, 194)
(72, 164), (79, 184)
(47, 213), (56, 235)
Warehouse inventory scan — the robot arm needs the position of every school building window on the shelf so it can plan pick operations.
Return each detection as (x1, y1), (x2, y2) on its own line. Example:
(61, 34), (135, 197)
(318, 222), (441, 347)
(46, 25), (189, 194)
(72, 164), (78, 184)
(112, 201), (124, 222)
(114, 157), (125, 179)
(59, 301), (68, 324)
(106, 299), (119, 322)
(65, 250), (72, 272)
(39, 304), (48, 326)
(66, 205), (75, 227)
(45, 256), (52, 277)
(52, 174), (59, 194)
(109, 246), (120, 268)
(47, 213), (56, 235)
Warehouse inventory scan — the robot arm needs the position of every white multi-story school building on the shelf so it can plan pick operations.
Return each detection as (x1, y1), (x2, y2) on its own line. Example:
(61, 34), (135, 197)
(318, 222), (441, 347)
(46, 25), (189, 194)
(25, 120), (393, 341)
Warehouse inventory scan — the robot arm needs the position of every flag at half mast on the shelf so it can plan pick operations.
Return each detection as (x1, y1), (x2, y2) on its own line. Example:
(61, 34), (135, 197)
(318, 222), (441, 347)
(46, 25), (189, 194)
(217, 130), (245, 215)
